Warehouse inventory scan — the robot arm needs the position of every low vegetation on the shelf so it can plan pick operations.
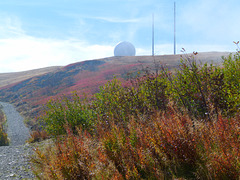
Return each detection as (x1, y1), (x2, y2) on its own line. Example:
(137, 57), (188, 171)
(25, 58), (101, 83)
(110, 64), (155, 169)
(0, 105), (9, 146)
(31, 47), (240, 179)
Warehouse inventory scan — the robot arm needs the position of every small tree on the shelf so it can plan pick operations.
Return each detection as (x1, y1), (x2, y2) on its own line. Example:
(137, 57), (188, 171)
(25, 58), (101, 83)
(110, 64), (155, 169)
(0, 126), (9, 146)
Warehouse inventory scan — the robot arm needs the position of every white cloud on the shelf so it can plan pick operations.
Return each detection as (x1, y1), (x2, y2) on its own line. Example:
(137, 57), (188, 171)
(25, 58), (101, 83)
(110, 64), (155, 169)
(0, 15), (116, 72)
(0, 36), (114, 72)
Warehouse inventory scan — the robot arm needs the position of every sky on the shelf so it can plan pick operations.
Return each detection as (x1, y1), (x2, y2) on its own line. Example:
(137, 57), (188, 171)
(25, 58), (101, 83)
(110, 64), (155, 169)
(0, 0), (239, 72)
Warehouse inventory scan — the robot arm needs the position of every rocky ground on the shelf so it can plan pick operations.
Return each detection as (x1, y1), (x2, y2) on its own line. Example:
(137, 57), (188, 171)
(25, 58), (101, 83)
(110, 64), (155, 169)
(0, 102), (35, 179)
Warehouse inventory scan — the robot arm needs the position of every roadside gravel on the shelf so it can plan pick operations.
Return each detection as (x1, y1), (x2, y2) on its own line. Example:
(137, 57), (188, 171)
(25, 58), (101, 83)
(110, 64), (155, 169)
(0, 145), (35, 179)
(0, 102), (35, 179)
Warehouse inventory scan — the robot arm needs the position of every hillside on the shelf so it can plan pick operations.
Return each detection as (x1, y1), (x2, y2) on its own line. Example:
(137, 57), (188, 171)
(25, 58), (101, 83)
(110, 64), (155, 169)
(0, 51), (229, 88)
(0, 52), (231, 128)
(0, 66), (61, 89)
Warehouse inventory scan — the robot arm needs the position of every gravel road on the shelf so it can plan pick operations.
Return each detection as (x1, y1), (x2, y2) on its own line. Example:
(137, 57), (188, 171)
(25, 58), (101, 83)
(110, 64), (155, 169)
(0, 102), (30, 146)
(0, 102), (35, 179)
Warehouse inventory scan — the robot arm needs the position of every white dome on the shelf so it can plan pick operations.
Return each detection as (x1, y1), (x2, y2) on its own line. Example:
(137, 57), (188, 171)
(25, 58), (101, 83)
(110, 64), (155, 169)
(114, 41), (136, 56)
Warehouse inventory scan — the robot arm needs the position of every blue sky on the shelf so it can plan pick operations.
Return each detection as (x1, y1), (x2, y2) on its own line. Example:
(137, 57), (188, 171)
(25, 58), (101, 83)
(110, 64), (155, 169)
(0, 0), (239, 72)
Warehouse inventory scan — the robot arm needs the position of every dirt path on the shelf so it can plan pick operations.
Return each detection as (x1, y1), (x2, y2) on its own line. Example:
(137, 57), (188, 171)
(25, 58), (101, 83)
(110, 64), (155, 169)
(0, 102), (35, 179)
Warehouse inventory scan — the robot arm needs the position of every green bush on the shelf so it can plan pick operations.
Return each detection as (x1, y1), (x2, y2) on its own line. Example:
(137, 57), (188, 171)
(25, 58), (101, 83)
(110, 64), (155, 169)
(222, 52), (240, 116)
(93, 78), (130, 123)
(93, 75), (168, 125)
(166, 52), (236, 121)
(42, 94), (95, 136)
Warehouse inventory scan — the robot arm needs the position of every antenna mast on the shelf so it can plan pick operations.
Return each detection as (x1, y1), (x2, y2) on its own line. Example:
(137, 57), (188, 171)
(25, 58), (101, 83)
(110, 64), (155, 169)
(174, 2), (176, 55)
(152, 13), (154, 56)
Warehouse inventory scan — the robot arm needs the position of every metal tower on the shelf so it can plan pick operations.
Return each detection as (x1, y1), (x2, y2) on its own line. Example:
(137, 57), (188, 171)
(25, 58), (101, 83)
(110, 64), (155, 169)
(152, 13), (155, 56)
(174, 2), (176, 55)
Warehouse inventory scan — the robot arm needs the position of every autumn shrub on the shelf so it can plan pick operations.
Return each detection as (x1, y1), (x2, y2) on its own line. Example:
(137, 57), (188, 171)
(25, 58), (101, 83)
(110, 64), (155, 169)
(31, 126), (120, 180)
(31, 127), (93, 179)
(32, 108), (240, 179)
(196, 115), (240, 179)
(100, 107), (200, 179)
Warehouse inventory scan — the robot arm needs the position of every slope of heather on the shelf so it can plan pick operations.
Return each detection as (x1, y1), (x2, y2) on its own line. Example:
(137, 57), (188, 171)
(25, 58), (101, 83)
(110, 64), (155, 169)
(0, 52), (231, 128)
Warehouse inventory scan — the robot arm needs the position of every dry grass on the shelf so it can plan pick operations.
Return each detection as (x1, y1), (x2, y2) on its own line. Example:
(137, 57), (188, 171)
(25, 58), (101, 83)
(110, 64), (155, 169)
(28, 130), (49, 143)
(0, 66), (61, 88)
